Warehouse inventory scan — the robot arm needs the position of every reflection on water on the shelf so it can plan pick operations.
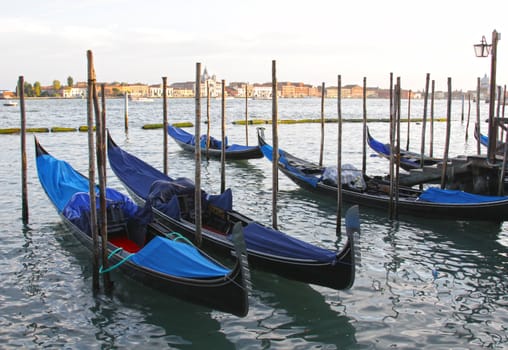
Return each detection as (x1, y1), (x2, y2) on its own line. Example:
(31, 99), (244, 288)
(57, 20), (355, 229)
(1, 98), (507, 348)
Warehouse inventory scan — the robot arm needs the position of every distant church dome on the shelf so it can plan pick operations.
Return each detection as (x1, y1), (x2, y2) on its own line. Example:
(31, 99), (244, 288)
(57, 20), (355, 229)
(201, 67), (210, 83)
(480, 74), (489, 89)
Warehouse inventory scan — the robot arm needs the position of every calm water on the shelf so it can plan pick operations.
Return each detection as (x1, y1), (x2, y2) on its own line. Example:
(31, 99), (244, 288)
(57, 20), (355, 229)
(1, 98), (507, 349)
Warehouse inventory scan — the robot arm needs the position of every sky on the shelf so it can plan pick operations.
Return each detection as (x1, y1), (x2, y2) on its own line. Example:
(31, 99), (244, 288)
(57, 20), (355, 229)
(1, 0), (507, 92)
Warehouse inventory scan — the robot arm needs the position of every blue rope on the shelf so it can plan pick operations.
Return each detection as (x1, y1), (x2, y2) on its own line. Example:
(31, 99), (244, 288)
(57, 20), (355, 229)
(99, 247), (134, 274)
(164, 231), (193, 246)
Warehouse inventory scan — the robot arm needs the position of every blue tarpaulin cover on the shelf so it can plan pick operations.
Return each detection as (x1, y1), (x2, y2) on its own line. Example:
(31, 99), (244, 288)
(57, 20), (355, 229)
(169, 125), (258, 152)
(131, 236), (230, 277)
(418, 187), (508, 203)
(36, 154), (92, 212)
(36, 146), (231, 279)
(108, 137), (338, 263)
(260, 143), (320, 187)
(242, 222), (337, 262)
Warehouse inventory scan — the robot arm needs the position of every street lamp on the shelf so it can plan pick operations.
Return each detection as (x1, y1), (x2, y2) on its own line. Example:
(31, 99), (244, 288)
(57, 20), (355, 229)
(474, 30), (500, 162)
(474, 36), (491, 58)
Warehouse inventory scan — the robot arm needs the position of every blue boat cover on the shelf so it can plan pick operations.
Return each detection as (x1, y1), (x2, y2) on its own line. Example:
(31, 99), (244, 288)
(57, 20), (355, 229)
(108, 139), (233, 211)
(36, 147), (230, 279)
(169, 125), (260, 152)
(36, 153), (92, 212)
(418, 187), (508, 204)
(367, 132), (419, 167)
(243, 222), (337, 262)
(131, 236), (230, 278)
(260, 143), (320, 187)
(108, 138), (339, 263)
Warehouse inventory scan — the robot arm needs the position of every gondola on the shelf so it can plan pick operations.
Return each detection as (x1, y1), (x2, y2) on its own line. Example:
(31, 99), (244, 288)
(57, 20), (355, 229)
(107, 132), (358, 291)
(257, 129), (508, 222)
(168, 125), (263, 160)
(35, 138), (250, 317)
(474, 123), (506, 155)
(367, 127), (440, 171)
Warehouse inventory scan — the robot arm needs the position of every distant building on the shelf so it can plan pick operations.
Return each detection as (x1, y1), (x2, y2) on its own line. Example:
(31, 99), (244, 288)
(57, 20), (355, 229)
(150, 84), (173, 97)
(171, 82), (194, 98)
(252, 83), (275, 99)
(0, 90), (16, 99)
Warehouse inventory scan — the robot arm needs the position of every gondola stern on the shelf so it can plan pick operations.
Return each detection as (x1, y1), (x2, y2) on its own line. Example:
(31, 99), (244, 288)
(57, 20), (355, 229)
(230, 222), (251, 315)
(34, 136), (49, 157)
(344, 205), (361, 288)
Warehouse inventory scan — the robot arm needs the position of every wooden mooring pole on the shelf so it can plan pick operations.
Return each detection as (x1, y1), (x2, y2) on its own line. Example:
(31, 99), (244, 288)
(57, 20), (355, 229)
(476, 77), (481, 155)
(271, 60), (279, 230)
(406, 90), (411, 151)
(96, 83), (112, 293)
(362, 77), (367, 177)
(124, 92), (129, 133)
(440, 78), (452, 190)
(220, 79), (226, 194)
(194, 62), (202, 247)
(87, 50), (100, 294)
(388, 73), (395, 218)
(319, 82), (325, 167)
(245, 83), (249, 145)
(206, 81), (211, 160)
(420, 73), (430, 167)
(429, 80), (435, 157)
(336, 75), (343, 236)
(465, 93), (472, 140)
(19, 76), (29, 224)
(394, 78), (401, 220)
(162, 77), (168, 175)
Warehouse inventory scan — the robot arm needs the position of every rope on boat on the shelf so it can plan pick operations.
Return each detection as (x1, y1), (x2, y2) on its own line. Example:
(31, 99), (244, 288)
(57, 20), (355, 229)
(99, 247), (134, 274)
(164, 231), (194, 246)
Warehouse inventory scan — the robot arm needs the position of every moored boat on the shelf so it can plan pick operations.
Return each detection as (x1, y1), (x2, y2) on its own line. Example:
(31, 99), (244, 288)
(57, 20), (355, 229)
(107, 132), (359, 291)
(258, 128), (508, 222)
(35, 138), (250, 317)
(367, 127), (440, 171)
(168, 125), (263, 160)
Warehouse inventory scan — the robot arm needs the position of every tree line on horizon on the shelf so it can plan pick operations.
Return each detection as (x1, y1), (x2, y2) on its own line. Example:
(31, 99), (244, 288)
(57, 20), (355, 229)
(16, 76), (74, 97)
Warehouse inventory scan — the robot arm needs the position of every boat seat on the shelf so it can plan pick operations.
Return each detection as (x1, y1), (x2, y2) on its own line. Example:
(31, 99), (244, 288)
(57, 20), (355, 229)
(105, 205), (129, 236)
(203, 204), (231, 234)
(177, 194), (195, 221)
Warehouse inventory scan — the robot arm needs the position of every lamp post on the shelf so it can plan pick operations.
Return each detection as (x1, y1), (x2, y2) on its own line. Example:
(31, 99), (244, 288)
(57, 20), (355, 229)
(474, 30), (500, 162)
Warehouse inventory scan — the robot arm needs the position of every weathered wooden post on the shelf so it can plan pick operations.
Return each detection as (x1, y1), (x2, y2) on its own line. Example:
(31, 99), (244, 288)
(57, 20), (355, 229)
(220, 80), (226, 194)
(476, 77), (481, 155)
(461, 94), (465, 122)
(362, 77), (367, 177)
(486, 30), (499, 163)
(206, 81), (211, 160)
(319, 82), (325, 167)
(406, 89), (411, 151)
(440, 78), (452, 190)
(498, 125), (508, 196)
(420, 73), (430, 167)
(501, 85), (507, 142)
(388, 74), (395, 219)
(336, 75), (343, 235)
(194, 62), (202, 246)
(271, 60), (279, 230)
(497, 85), (502, 142)
(429, 80), (435, 157)
(87, 50), (100, 293)
(19, 76), (29, 224)
(95, 83), (112, 293)
(124, 92), (129, 133)
(162, 76), (168, 175)
(245, 83), (249, 145)
(465, 93), (472, 140)
(394, 78), (401, 219)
